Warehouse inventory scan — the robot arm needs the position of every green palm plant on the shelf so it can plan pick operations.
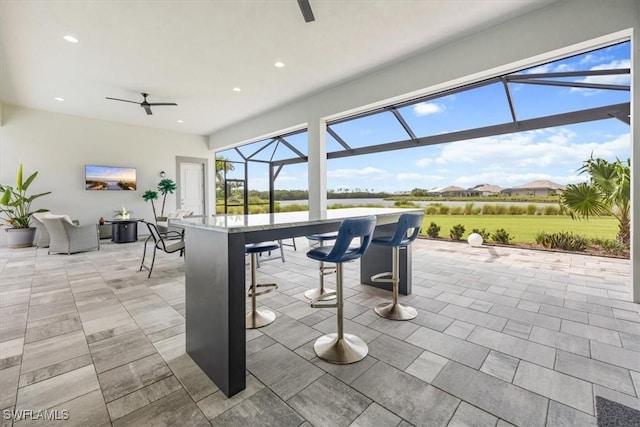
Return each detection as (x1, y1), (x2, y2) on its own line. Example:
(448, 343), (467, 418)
(142, 190), (159, 220)
(157, 178), (177, 218)
(0, 164), (51, 228)
(215, 155), (235, 191)
(560, 157), (630, 245)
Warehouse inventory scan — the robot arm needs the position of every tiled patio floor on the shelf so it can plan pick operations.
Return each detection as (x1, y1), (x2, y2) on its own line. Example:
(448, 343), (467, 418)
(0, 238), (637, 426)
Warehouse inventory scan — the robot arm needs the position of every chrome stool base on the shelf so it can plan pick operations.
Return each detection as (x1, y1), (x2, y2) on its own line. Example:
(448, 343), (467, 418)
(314, 333), (368, 364)
(304, 286), (336, 301)
(246, 308), (276, 329)
(374, 301), (417, 320)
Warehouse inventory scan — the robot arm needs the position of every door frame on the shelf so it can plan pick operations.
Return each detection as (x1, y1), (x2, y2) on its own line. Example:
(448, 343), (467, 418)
(176, 156), (209, 218)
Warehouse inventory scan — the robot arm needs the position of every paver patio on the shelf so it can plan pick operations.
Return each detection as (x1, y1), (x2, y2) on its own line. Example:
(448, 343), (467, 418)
(0, 237), (637, 426)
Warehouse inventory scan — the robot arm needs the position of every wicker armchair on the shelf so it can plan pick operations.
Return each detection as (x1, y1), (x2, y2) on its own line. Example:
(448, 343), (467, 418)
(43, 216), (100, 255)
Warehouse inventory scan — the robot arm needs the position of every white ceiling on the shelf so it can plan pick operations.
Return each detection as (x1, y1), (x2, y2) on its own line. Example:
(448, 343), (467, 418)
(0, 0), (557, 136)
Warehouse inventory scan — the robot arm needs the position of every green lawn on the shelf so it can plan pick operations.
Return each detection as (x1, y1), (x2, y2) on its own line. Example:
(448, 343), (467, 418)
(422, 215), (619, 243)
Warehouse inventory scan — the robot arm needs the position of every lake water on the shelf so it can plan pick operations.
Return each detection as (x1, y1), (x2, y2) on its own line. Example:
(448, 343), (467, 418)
(277, 198), (558, 208)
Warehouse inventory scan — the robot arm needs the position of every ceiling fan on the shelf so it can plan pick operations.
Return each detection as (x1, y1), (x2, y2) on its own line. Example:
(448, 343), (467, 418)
(297, 0), (315, 23)
(105, 92), (177, 115)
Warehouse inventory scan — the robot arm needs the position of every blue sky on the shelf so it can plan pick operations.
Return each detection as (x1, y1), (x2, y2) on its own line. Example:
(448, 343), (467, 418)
(220, 41), (630, 193)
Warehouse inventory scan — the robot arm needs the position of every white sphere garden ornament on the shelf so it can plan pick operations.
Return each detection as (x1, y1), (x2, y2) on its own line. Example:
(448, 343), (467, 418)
(467, 233), (483, 247)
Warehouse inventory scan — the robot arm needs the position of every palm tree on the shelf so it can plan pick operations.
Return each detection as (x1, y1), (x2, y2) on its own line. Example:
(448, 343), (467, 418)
(157, 179), (177, 218)
(142, 190), (159, 220)
(215, 155), (235, 190)
(560, 157), (630, 245)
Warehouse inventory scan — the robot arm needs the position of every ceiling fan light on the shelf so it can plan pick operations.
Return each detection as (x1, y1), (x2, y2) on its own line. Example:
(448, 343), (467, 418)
(63, 35), (79, 43)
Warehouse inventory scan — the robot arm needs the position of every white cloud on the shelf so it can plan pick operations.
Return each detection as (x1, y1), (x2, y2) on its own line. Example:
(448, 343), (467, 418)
(416, 157), (433, 167)
(328, 166), (386, 179)
(413, 102), (445, 117)
(433, 130), (629, 169)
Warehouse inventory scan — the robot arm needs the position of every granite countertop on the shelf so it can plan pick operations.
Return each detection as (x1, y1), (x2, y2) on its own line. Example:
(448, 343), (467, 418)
(172, 207), (422, 233)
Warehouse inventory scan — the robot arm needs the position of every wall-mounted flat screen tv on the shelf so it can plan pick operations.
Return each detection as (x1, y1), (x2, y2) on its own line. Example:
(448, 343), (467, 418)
(85, 165), (137, 191)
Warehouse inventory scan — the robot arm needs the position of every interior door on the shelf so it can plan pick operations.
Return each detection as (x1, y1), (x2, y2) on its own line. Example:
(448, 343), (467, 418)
(180, 162), (204, 216)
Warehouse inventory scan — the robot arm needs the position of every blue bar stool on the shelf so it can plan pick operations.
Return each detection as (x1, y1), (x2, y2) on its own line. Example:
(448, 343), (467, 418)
(371, 212), (424, 321)
(245, 241), (280, 329)
(307, 216), (376, 364)
(304, 232), (339, 300)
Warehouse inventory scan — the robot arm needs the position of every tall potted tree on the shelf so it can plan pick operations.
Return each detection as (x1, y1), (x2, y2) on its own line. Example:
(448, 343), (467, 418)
(157, 178), (177, 220)
(142, 190), (159, 220)
(0, 164), (51, 248)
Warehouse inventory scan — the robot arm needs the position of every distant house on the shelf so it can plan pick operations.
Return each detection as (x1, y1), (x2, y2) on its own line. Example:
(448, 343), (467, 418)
(430, 185), (467, 197)
(501, 180), (566, 197)
(465, 183), (503, 197)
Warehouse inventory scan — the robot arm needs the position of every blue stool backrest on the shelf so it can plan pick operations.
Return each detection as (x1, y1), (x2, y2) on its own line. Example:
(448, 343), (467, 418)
(388, 212), (425, 246)
(324, 215), (377, 263)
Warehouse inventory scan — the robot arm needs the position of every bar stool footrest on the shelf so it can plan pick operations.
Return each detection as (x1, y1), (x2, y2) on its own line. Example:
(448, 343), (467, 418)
(371, 271), (393, 283)
(374, 301), (417, 320)
(248, 283), (278, 297)
(310, 291), (338, 308)
(314, 333), (368, 364)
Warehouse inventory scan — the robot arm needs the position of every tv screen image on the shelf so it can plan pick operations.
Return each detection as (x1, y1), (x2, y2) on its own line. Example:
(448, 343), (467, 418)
(85, 165), (137, 191)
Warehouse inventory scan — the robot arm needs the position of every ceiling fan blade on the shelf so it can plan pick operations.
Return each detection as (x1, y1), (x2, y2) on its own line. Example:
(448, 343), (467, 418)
(105, 97), (139, 104)
(147, 103), (178, 106)
(297, 0), (315, 22)
(143, 105), (153, 115)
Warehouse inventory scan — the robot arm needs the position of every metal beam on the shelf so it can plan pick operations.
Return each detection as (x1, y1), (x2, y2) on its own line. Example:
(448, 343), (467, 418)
(277, 137), (306, 158)
(390, 107), (417, 139)
(326, 126), (352, 151)
(234, 147), (247, 160)
(270, 102), (629, 166)
(501, 77), (518, 123)
(507, 68), (630, 80)
(510, 79), (629, 91)
(246, 138), (276, 160)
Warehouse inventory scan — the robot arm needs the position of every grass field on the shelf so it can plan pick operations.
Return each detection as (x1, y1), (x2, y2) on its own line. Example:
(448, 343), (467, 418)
(421, 215), (619, 243)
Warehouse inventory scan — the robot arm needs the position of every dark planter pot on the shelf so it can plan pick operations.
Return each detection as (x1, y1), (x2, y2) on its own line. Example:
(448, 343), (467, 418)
(5, 227), (36, 248)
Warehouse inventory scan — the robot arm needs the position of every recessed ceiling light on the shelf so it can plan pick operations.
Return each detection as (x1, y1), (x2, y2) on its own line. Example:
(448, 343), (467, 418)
(54, 97), (64, 101)
(232, 87), (242, 92)
(274, 61), (285, 68)
(63, 35), (79, 43)
(177, 120), (184, 124)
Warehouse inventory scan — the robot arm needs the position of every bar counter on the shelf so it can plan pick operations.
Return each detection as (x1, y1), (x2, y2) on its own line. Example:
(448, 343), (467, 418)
(173, 207), (422, 397)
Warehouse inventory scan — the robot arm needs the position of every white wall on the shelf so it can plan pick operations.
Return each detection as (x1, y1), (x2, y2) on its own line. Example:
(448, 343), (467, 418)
(0, 104), (212, 244)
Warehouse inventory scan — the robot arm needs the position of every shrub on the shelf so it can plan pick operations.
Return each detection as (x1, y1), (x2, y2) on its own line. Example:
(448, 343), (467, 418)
(426, 222), (441, 238)
(495, 204), (508, 215)
(394, 201), (419, 208)
(542, 205), (560, 215)
(425, 205), (438, 215)
(596, 238), (628, 254)
(527, 204), (538, 215)
(449, 224), (465, 240)
(439, 205), (450, 215)
(464, 202), (475, 215)
(482, 204), (496, 215)
(491, 228), (513, 244)
(471, 228), (491, 240)
(535, 231), (588, 251)
(507, 205), (526, 215)
(450, 206), (463, 215)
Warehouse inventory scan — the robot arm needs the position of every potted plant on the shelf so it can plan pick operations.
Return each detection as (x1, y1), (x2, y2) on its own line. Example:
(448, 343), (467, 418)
(142, 190), (159, 220)
(0, 164), (51, 248)
(157, 178), (176, 220)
